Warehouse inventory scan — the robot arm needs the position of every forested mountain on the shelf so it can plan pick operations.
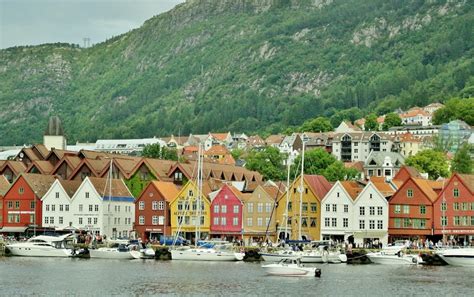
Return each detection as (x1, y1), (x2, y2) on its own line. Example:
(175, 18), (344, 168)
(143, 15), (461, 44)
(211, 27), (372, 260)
(0, 0), (472, 145)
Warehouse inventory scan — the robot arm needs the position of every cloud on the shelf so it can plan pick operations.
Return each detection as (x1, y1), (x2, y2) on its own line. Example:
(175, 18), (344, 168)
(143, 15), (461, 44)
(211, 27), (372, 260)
(0, 0), (184, 49)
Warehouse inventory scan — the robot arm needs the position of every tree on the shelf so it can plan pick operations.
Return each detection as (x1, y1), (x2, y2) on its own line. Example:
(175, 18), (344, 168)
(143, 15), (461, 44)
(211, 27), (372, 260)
(245, 146), (285, 181)
(290, 148), (358, 182)
(432, 97), (474, 125)
(299, 117), (333, 133)
(451, 143), (473, 174)
(365, 113), (378, 131)
(405, 149), (450, 180)
(382, 112), (402, 130)
(142, 143), (178, 161)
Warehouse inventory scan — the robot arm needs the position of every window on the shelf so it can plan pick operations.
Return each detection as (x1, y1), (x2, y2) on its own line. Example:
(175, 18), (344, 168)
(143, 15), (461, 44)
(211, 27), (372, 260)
(152, 216), (159, 225)
(79, 204), (83, 212)
(30, 201), (35, 210)
(89, 205), (93, 212)
(59, 217), (63, 224)
(221, 217), (227, 225)
(344, 204), (348, 213)
(139, 201), (145, 210)
(88, 217), (92, 224)
(377, 206), (383, 216)
(221, 205), (227, 213)
(331, 218), (337, 227)
(45, 217), (49, 224)
(403, 218), (410, 228)
(79, 217), (83, 225)
(247, 218), (253, 227)
(453, 188), (459, 197)
(343, 218), (348, 228)
(257, 203), (263, 213)
(454, 216), (460, 226)
(302, 218), (308, 227)
(420, 205), (426, 215)
(301, 203), (308, 212)
(213, 217), (219, 225)
(369, 206), (375, 216)
(214, 205), (219, 213)
(247, 203), (253, 213)
(332, 204), (337, 212)
(369, 193), (373, 199)
(403, 205), (410, 214)
(177, 201), (183, 211)
(337, 192), (340, 198)
(156, 201), (163, 210)
(461, 203), (468, 211)
(359, 220), (365, 230)
(440, 202), (447, 211)
(394, 218), (401, 228)
(440, 216), (447, 226)
(85, 192), (89, 199)
(50, 217), (55, 224)
(311, 203), (317, 212)
(233, 217), (238, 226)
(7, 201), (13, 209)
(158, 216), (165, 225)
(407, 189), (413, 198)
(234, 205), (240, 214)
(377, 220), (383, 229)
(394, 205), (401, 213)
(19, 187), (24, 194)
(15, 201), (20, 209)
(51, 204), (55, 211)
(95, 205), (99, 212)
(55, 192), (59, 199)
(152, 201), (158, 210)
(93, 218), (98, 224)
(326, 204), (330, 212)
(288, 202), (292, 211)
(59, 204), (63, 212)
(310, 218), (317, 227)
(257, 218), (263, 226)
(325, 218), (330, 227)
(453, 202), (459, 211)
(139, 216), (144, 225)
(369, 220), (375, 230)
(359, 206), (365, 216)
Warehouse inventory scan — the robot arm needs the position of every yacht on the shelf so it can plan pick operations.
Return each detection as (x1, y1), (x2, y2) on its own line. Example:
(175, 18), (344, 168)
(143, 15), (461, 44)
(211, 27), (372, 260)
(171, 245), (243, 261)
(5, 234), (74, 257)
(366, 248), (422, 265)
(437, 248), (474, 266)
(130, 244), (156, 259)
(89, 244), (134, 259)
(262, 258), (321, 277)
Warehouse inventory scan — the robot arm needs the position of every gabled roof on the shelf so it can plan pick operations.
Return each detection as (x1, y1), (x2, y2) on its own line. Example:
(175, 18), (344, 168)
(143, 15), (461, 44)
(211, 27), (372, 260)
(50, 155), (82, 177)
(304, 175), (332, 200)
(411, 178), (439, 202)
(246, 135), (265, 146)
(57, 179), (82, 197)
(0, 161), (27, 175)
(69, 158), (110, 179)
(370, 177), (396, 197)
(144, 158), (176, 180)
(457, 174), (474, 193)
(341, 181), (363, 200)
(265, 134), (285, 145)
(20, 173), (57, 198)
(210, 132), (230, 141)
(150, 181), (179, 202)
(46, 148), (79, 161)
(364, 151), (405, 167)
(204, 145), (229, 155)
(109, 157), (143, 179)
(33, 144), (50, 159)
(344, 161), (364, 172)
(17, 147), (43, 162)
(88, 177), (133, 198)
(0, 175), (10, 196)
(27, 161), (55, 175)
(219, 154), (235, 166)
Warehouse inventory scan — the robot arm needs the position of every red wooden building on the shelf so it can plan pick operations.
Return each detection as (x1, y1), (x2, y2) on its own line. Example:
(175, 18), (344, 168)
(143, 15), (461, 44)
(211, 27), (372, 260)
(0, 175), (11, 229)
(388, 177), (438, 241)
(210, 184), (244, 240)
(1, 174), (56, 235)
(433, 174), (474, 245)
(135, 181), (179, 241)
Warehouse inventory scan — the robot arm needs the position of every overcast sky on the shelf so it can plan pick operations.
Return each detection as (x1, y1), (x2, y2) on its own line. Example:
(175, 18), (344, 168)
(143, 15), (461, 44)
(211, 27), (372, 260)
(0, 0), (184, 49)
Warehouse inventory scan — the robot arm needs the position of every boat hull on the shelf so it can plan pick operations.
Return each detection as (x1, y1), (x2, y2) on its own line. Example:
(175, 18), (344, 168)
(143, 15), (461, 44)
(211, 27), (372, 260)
(262, 264), (316, 276)
(437, 249), (474, 266)
(367, 254), (419, 265)
(130, 249), (155, 259)
(171, 249), (239, 261)
(89, 248), (134, 259)
(6, 245), (72, 257)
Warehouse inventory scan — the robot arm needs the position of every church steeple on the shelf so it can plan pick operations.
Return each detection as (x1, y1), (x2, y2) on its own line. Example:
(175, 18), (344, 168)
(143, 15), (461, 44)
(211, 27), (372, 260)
(43, 116), (67, 150)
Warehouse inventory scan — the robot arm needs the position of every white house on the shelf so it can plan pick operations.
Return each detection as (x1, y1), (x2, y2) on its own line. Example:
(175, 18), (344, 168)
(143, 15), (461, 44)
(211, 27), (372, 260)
(72, 177), (135, 239)
(320, 181), (362, 242)
(42, 179), (82, 230)
(352, 180), (392, 247)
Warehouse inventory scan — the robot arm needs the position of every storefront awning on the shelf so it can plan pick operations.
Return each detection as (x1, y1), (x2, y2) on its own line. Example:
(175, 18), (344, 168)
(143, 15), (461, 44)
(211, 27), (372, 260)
(0, 226), (28, 233)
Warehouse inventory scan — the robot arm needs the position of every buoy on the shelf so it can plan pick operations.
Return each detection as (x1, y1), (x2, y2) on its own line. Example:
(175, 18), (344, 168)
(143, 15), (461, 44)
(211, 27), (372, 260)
(315, 268), (321, 278)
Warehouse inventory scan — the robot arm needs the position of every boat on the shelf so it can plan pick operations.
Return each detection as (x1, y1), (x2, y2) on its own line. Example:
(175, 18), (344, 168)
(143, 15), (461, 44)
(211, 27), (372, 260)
(89, 244), (134, 259)
(5, 233), (74, 257)
(366, 248), (422, 265)
(171, 244), (243, 261)
(436, 248), (474, 266)
(262, 258), (321, 277)
(130, 244), (156, 259)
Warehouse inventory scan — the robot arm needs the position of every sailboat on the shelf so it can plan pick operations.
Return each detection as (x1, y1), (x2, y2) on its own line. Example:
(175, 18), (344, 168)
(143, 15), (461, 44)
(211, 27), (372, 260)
(170, 145), (243, 261)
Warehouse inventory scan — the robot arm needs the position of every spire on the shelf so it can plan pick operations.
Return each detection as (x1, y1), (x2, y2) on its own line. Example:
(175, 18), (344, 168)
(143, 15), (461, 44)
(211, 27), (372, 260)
(44, 116), (64, 136)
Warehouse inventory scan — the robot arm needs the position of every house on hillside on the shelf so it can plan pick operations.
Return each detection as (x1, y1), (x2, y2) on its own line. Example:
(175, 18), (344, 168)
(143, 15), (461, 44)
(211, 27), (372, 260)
(364, 151), (405, 180)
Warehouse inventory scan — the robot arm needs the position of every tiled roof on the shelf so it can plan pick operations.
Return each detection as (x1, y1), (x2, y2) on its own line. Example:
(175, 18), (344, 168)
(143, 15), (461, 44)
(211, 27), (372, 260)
(0, 175), (10, 196)
(112, 158), (143, 179)
(28, 161), (55, 175)
(34, 144), (50, 159)
(400, 109), (430, 118)
(151, 181), (179, 202)
(0, 161), (27, 175)
(58, 179), (82, 197)
(247, 135), (265, 146)
(458, 174), (474, 193)
(304, 175), (332, 200)
(204, 145), (229, 155)
(211, 133), (229, 141)
(400, 133), (421, 142)
(344, 161), (364, 172)
(370, 177), (396, 197)
(21, 173), (57, 198)
(219, 154), (235, 166)
(47, 148), (79, 160)
(341, 181), (363, 200)
(88, 177), (132, 198)
(144, 158), (176, 179)
(412, 178), (438, 202)
(265, 135), (285, 145)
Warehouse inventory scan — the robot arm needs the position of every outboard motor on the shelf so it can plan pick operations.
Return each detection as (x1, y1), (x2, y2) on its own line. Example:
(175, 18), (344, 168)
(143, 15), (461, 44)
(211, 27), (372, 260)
(315, 268), (321, 278)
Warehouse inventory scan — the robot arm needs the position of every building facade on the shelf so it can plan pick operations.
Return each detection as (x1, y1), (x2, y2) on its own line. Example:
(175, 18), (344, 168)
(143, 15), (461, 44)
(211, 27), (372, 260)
(210, 184), (244, 240)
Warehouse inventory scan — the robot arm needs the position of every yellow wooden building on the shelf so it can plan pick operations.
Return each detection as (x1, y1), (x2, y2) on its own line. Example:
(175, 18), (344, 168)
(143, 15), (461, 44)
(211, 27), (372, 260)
(169, 180), (211, 242)
(275, 175), (332, 241)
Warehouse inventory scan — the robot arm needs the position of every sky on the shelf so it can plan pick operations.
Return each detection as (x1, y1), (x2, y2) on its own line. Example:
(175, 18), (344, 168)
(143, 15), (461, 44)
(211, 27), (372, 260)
(0, 0), (184, 49)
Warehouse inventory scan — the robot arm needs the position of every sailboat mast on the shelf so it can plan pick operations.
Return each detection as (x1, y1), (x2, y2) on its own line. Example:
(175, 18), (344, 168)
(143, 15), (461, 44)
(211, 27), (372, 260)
(283, 156), (291, 241)
(298, 140), (305, 241)
(195, 144), (203, 244)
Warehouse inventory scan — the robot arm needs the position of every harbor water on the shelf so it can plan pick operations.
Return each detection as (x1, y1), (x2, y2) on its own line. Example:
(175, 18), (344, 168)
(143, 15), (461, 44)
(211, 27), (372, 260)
(0, 257), (472, 296)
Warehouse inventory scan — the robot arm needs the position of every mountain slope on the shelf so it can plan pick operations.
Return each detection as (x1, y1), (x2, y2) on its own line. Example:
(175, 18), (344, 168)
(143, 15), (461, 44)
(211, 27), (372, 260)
(0, 0), (472, 145)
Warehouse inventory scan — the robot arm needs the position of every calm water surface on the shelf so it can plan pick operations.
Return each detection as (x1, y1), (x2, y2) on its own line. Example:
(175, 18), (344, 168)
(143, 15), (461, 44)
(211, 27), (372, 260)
(0, 257), (472, 296)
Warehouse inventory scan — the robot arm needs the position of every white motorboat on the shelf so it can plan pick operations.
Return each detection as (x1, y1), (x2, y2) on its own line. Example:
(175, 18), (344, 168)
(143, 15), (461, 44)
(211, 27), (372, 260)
(171, 246), (242, 261)
(437, 248), (474, 266)
(130, 248), (155, 259)
(5, 234), (74, 257)
(262, 258), (321, 277)
(366, 249), (422, 265)
(261, 249), (302, 262)
(89, 245), (134, 259)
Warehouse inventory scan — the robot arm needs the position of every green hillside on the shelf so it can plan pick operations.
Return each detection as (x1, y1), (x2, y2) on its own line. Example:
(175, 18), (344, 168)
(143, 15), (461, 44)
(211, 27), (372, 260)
(0, 0), (472, 145)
